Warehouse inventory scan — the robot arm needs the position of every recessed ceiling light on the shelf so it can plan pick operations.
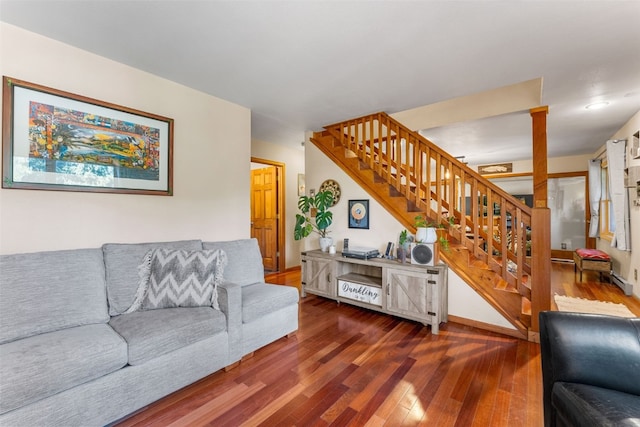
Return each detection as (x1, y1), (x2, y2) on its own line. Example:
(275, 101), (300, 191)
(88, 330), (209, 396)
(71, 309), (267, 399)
(585, 101), (610, 110)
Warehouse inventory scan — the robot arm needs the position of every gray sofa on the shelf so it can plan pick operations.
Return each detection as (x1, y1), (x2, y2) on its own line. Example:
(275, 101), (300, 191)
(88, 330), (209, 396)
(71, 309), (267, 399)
(0, 238), (298, 427)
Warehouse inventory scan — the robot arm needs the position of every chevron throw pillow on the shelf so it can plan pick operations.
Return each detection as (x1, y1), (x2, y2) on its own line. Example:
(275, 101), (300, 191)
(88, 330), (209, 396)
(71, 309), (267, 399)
(125, 248), (227, 313)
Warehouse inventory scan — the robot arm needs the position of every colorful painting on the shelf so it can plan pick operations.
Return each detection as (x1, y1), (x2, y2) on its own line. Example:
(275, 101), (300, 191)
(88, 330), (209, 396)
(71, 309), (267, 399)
(2, 77), (173, 195)
(28, 102), (160, 181)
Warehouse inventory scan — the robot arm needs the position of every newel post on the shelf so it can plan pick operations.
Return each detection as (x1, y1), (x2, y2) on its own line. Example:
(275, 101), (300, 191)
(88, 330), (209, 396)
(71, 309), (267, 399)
(530, 106), (551, 339)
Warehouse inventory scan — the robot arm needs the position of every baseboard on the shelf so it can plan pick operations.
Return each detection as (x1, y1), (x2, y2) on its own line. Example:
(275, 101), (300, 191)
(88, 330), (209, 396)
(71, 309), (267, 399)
(611, 272), (634, 296)
(447, 315), (526, 340)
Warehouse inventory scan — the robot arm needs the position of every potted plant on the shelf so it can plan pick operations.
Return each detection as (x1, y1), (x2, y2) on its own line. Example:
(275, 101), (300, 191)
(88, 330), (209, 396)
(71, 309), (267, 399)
(294, 190), (334, 251)
(438, 236), (450, 252)
(414, 214), (437, 243)
(433, 216), (455, 241)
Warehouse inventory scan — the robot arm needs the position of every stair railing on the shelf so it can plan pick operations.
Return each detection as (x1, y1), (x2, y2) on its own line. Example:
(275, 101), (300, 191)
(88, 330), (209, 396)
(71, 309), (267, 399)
(324, 112), (533, 297)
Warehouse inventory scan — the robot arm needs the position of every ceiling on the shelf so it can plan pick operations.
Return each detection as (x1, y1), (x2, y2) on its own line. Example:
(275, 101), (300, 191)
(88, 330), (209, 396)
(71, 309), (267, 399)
(2, 1), (639, 166)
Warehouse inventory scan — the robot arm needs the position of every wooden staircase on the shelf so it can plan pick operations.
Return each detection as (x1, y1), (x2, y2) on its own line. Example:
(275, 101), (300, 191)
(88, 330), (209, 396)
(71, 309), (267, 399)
(310, 112), (550, 340)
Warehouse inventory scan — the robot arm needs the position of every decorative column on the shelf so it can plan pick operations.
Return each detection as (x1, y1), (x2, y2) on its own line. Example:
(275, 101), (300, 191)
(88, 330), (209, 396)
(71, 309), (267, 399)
(529, 106), (551, 339)
(531, 106), (549, 207)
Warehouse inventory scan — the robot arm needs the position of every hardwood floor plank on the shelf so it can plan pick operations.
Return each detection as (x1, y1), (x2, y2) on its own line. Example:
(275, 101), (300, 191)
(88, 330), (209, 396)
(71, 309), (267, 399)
(241, 384), (306, 427)
(468, 337), (503, 426)
(318, 333), (365, 364)
(367, 338), (449, 424)
(349, 357), (417, 424)
(329, 407), (358, 427)
(168, 382), (264, 427)
(255, 394), (308, 427)
(526, 342), (544, 427)
(489, 389), (513, 427)
(344, 361), (401, 412)
(407, 356), (453, 424)
(451, 335), (491, 427)
(506, 339), (535, 426)
(207, 372), (301, 426)
(428, 398), (462, 427)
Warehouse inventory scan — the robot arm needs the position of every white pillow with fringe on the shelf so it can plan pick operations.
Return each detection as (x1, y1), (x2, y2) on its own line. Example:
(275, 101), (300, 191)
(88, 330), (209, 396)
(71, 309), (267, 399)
(124, 248), (227, 313)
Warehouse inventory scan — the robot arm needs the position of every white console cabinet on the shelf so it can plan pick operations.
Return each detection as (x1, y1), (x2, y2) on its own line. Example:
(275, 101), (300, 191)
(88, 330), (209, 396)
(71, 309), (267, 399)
(301, 250), (448, 334)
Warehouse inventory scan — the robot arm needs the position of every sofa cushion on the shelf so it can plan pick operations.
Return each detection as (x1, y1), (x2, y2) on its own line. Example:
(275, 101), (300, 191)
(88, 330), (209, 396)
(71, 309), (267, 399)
(109, 307), (226, 365)
(102, 240), (203, 316)
(202, 239), (264, 287)
(552, 382), (640, 426)
(0, 248), (109, 345)
(242, 283), (299, 324)
(126, 248), (227, 312)
(0, 324), (127, 415)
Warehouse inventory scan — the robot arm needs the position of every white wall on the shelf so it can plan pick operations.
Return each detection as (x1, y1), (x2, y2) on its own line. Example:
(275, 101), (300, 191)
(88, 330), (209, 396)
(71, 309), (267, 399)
(448, 272), (517, 330)
(251, 138), (305, 269)
(303, 142), (402, 255)
(0, 23), (251, 254)
(595, 110), (640, 297)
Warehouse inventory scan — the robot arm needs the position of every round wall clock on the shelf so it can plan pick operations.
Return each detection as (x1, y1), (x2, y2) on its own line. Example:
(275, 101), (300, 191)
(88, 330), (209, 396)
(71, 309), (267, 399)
(319, 179), (341, 206)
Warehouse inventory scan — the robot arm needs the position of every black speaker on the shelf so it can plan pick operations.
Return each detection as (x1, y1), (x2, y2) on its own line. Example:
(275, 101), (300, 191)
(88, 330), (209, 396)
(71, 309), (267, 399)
(410, 243), (436, 266)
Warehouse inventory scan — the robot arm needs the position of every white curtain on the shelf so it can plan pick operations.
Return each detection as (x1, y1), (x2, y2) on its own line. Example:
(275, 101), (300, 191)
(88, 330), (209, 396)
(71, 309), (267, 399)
(588, 159), (601, 237)
(606, 139), (630, 250)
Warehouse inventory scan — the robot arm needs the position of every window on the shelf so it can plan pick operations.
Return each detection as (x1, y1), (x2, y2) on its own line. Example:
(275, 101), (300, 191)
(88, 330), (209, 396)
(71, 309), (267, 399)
(599, 160), (615, 240)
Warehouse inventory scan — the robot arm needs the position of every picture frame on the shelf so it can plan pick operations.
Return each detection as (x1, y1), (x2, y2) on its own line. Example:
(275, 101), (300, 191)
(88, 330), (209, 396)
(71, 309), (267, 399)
(2, 76), (173, 195)
(297, 173), (305, 196)
(478, 162), (513, 175)
(348, 199), (369, 229)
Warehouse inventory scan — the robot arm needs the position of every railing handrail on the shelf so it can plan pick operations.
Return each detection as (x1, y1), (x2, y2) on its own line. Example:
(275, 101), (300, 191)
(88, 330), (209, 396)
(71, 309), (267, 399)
(326, 112), (532, 217)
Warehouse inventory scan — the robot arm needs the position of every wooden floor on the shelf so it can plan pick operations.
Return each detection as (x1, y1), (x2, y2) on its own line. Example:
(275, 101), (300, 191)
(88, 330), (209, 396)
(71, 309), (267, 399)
(116, 262), (639, 427)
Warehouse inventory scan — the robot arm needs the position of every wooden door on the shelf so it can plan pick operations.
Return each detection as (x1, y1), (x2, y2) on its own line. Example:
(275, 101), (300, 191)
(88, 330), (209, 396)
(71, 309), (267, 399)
(251, 166), (278, 271)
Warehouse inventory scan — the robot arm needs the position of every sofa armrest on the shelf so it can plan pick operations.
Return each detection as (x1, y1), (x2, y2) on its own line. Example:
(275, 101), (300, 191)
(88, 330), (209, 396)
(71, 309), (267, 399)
(539, 311), (640, 426)
(217, 281), (242, 364)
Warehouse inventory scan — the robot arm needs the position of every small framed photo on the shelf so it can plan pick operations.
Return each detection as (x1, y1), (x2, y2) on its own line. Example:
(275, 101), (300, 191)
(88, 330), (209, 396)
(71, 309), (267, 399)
(297, 173), (305, 196)
(348, 199), (369, 229)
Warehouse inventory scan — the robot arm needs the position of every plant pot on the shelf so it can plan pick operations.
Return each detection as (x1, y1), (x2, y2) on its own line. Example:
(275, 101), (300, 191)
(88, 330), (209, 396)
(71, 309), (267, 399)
(397, 246), (407, 263)
(416, 227), (437, 243)
(319, 236), (333, 252)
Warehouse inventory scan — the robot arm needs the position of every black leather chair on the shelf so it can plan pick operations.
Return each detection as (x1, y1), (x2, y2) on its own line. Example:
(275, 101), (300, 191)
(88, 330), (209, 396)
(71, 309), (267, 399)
(539, 311), (640, 426)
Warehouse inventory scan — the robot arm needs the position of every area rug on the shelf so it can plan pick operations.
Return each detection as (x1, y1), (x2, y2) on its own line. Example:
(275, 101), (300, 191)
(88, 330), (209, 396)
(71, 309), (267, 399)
(554, 294), (636, 318)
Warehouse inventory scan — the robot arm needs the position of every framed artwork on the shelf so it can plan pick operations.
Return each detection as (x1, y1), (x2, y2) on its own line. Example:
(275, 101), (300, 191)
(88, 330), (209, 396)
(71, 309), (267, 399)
(478, 162), (513, 175)
(2, 76), (173, 195)
(297, 173), (305, 196)
(348, 199), (369, 229)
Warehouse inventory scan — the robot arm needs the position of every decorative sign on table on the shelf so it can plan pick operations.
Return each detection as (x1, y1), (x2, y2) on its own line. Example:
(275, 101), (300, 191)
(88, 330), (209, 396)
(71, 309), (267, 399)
(338, 279), (382, 306)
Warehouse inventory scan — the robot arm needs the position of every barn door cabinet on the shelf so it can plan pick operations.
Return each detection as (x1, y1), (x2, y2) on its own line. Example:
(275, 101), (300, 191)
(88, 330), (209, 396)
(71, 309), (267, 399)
(301, 250), (448, 333)
(386, 267), (447, 334)
(300, 251), (336, 298)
